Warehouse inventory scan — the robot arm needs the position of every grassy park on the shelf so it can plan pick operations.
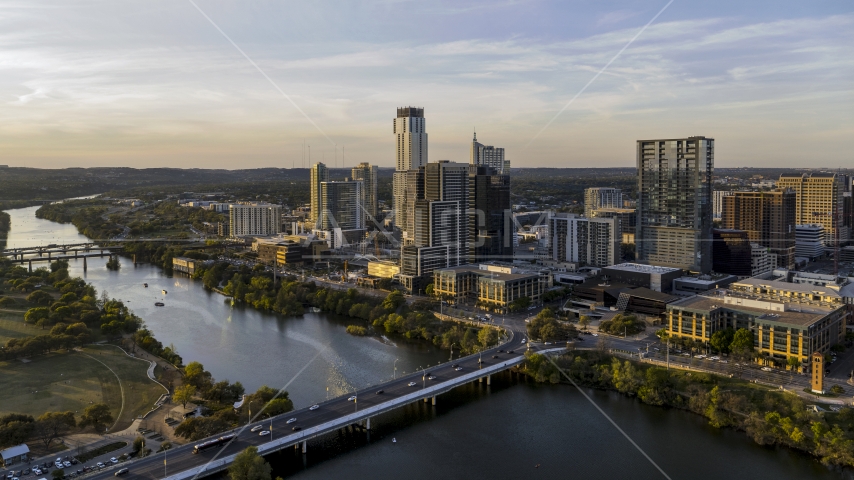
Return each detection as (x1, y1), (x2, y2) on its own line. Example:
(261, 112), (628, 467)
(0, 344), (167, 432)
(0, 310), (44, 344)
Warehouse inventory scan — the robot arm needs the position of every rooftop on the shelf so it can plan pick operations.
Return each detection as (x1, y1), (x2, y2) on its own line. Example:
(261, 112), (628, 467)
(668, 294), (831, 327)
(436, 264), (542, 282)
(604, 263), (681, 274)
(732, 277), (843, 299)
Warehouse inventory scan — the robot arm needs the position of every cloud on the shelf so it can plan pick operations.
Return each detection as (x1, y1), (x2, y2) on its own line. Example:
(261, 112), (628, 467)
(0, 1), (850, 168)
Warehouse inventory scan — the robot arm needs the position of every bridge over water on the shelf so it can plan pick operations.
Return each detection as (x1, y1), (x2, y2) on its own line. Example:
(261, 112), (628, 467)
(84, 334), (564, 480)
(2, 243), (124, 271)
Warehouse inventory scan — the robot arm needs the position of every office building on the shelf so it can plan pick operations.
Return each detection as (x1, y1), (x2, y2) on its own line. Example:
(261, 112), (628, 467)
(470, 132), (509, 174)
(666, 278), (850, 371)
(468, 165), (512, 263)
(433, 263), (549, 311)
(600, 263), (682, 293)
(721, 189), (796, 269)
(351, 162), (378, 224)
(229, 203), (282, 237)
(713, 190), (733, 220)
(393, 107), (428, 227)
(795, 224), (825, 259)
(589, 207), (637, 235)
(309, 162), (329, 227)
(549, 213), (620, 268)
(778, 172), (847, 246)
(316, 180), (364, 249)
(751, 244), (774, 277)
(584, 188), (623, 217)
(711, 229), (752, 277)
(636, 136), (714, 273)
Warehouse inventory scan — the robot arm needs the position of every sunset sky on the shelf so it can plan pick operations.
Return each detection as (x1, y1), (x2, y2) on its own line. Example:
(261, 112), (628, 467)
(1, 0), (851, 169)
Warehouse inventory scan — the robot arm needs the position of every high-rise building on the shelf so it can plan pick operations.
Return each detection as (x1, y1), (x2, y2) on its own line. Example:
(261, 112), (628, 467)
(229, 203), (282, 237)
(549, 213), (620, 268)
(316, 180), (364, 249)
(393, 107), (428, 228)
(398, 161), (470, 291)
(795, 224), (825, 259)
(778, 172), (847, 246)
(468, 165), (512, 263)
(711, 229), (752, 277)
(712, 190), (733, 220)
(351, 162), (378, 224)
(319, 180), (363, 231)
(584, 188), (623, 217)
(309, 162), (329, 227)
(721, 190), (796, 269)
(470, 132), (508, 174)
(636, 136), (714, 273)
(751, 243), (774, 277)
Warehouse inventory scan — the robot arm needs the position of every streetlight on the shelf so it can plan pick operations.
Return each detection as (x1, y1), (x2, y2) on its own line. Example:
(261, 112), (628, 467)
(394, 358), (399, 379)
(449, 343), (457, 361)
(247, 400), (254, 428)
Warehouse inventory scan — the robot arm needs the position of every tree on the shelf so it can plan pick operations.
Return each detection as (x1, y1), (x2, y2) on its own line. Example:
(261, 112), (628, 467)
(710, 328), (735, 354)
(261, 398), (293, 418)
(787, 356), (801, 371)
(477, 327), (499, 348)
(229, 446), (271, 480)
(132, 436), (145, 455)
(424, 283), (434, 296)
(730, 328), (754, 359)
(34, 411), (76, 449)
(24, 307), (50, 325)
(78, 403), (113, 432)
(579, 315), (590, 331)
(173, 384), (196, 409)
(26, 290), (53, 305)
(830, 385), (845, 395)
(52, 469), (64, 480)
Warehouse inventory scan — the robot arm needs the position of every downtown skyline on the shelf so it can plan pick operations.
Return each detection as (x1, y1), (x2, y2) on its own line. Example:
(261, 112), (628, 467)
(0, 0), (851, 169)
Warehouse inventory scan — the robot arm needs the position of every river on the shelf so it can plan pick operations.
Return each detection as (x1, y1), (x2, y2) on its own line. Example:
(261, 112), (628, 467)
(3, 204), (850, 479)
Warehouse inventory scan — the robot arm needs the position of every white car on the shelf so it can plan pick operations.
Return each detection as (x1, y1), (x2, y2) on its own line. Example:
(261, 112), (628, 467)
(761, 367), (773, 372)
(407, 382), (417, 387)
(286, 418), (297, 424)
(347, 396), (357, 402)
(97, 462), (106, 469)
(64, 461), (72, 468)
(259, 431), (270, 436)
(32, 469), (42, 475)
(455, 367), (463, 372)
(309, 404), (320, 411)
(250, 425), (263, 432)
(110, 457), (118, 464)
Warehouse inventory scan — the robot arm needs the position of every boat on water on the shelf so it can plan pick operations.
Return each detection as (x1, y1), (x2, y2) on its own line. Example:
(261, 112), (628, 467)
(162, 290), (168, 295)
(392, 438), (396, 443)
(154, 302), (165, 307)
(143, 283), (148, 288)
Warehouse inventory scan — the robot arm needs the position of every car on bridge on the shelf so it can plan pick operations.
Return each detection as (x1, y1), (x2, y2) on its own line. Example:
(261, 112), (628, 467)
(407, 382), (417, 387)
(250, 425), (263, 432)
(348, 396), (357, 401)
(114, 468), (129, 477)
(287, 418), (297, 424)
(309, 404), (320, 411)
(259, 431), (270, 436)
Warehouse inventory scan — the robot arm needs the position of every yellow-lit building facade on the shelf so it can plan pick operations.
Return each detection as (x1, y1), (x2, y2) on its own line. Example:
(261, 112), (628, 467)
(666, 278), (849, 371)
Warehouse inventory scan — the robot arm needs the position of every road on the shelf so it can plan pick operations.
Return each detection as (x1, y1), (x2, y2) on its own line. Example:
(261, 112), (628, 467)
(85, 331), (537, 480)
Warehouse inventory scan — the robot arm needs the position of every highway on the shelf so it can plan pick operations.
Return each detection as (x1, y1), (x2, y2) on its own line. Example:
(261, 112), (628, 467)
(85, 331), (536, 480)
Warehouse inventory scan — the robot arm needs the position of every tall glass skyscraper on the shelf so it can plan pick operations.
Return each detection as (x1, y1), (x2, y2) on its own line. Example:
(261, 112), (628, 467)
(636, 136), (713, 273)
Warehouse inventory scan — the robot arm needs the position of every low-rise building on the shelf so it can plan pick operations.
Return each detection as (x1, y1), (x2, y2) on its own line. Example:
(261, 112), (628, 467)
(172, 257), (200, 275)
(600, 263), (682, 293)
(665, 277), (850, 370)
(672, 273), (738, 295)
(367, 260), (401, 279)
(433, 263), (549, 312)
(795, 224), (825, 259)
(0, 444), (29, 467)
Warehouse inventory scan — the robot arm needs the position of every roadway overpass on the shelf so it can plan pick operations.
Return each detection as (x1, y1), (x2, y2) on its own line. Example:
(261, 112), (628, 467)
(84, 334), (564, 480)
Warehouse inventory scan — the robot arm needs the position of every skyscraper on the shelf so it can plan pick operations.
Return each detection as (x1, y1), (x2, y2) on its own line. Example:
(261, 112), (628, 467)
(584, 188), (623, 217)
(636, 136), (713, 273)
(550, 214), (620, 268)
(468, 165), (512, 263)
(721, 190), (796, 269)
(777, 172), (847, 247)
(470, 132), (508, 174)
(393, 107), (427, 229)
(317, 180), (364, 249)
(309, 162), (328, 227)
(351, 162), (378, 225)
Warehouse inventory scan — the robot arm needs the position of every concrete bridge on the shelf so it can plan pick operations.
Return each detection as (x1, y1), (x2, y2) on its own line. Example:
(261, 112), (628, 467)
(84, 334), (565, 480)
(2, 243), (124, 271)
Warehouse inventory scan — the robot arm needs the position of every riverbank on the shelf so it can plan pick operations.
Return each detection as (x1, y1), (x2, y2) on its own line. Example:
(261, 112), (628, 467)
(518, 349), (854, 469)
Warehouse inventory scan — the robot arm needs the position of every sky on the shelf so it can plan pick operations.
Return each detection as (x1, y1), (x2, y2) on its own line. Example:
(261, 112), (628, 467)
(0, 0), (851, 170)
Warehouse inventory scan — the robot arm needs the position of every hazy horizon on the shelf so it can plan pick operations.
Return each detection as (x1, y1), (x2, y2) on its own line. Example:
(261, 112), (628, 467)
(1, 1), (851, 169)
